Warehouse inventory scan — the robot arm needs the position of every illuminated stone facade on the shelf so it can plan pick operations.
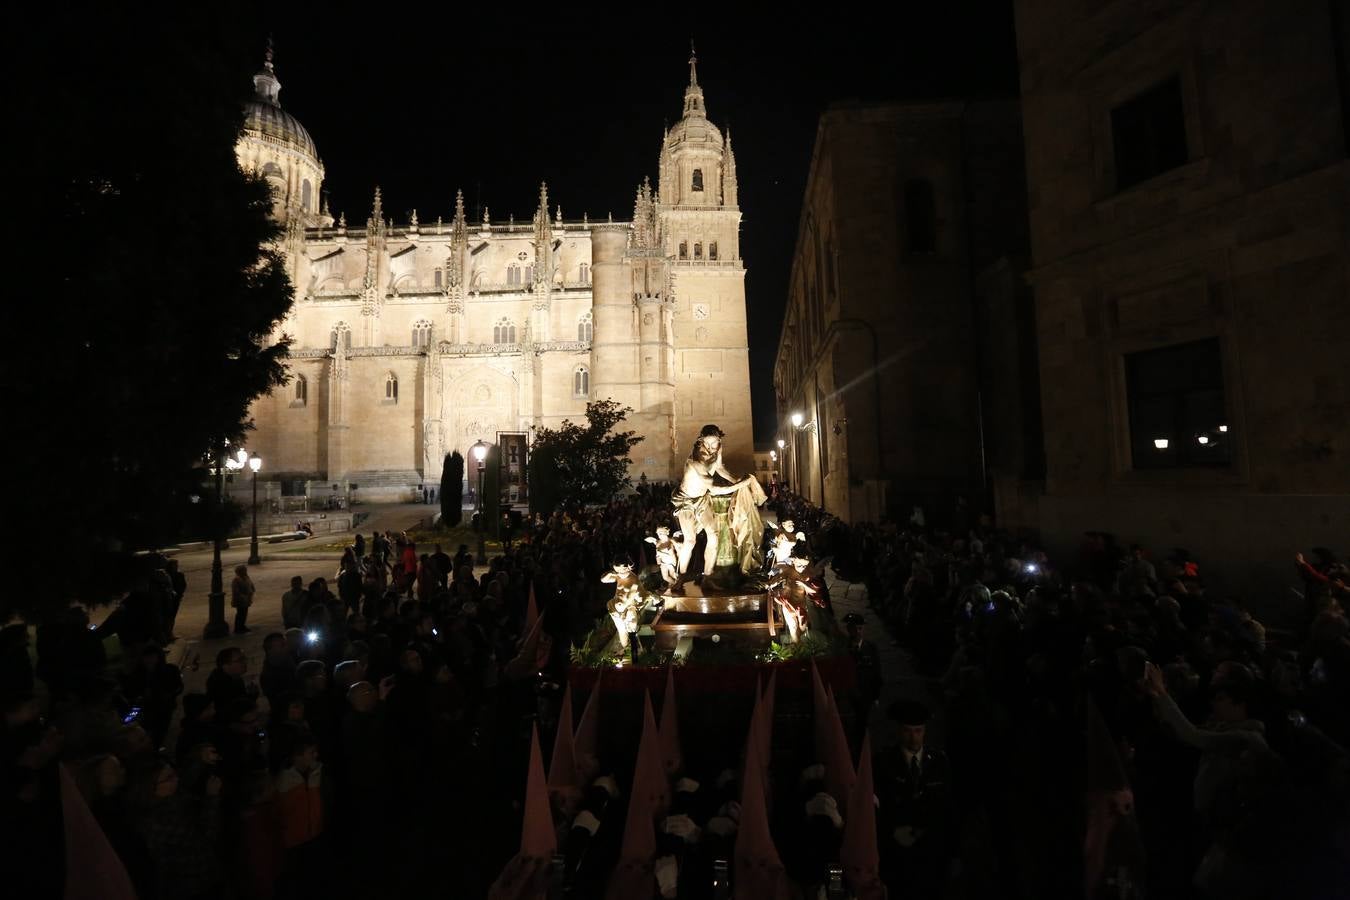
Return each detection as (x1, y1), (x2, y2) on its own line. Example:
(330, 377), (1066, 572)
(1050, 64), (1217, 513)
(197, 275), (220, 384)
(238, 51), (752, 501)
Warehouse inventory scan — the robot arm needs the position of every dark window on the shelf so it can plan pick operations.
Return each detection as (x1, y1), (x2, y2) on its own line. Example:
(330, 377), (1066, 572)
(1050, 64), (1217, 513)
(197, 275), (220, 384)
(434, 268), (443, 287)
(679, 241), (688, 260)
(693, 242), (702, 260)
(903, 179), (936, 253)
(1126, 338), (1230, 469)
(301, 179), (312, 212)
(692, 169), (704, 192)
(709, 242), (718, 261)
(1111, 76), (1189, 190)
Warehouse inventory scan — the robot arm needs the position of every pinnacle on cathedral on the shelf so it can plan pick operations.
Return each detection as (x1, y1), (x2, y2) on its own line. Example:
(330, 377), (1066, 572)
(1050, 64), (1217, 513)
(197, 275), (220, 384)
(369, 186), (383, 226)
(683, 43), (705, 118)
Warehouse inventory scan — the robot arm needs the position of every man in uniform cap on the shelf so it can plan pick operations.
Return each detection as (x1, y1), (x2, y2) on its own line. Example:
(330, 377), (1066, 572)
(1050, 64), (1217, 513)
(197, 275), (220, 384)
(879, 699), (956, 899)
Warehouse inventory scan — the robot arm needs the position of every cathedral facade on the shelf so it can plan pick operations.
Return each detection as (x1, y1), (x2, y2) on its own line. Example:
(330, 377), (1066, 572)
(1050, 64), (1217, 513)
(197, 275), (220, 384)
(237, 51), (753, 502)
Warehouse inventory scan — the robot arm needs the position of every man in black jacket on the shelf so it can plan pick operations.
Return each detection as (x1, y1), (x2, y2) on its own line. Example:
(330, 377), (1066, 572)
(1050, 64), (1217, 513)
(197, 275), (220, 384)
(879, 699), (957, 899)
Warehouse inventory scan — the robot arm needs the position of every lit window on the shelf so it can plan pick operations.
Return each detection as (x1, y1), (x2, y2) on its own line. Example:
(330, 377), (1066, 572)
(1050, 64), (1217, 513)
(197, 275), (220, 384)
(692, 169), (704, 192)
(293, 374), (307, 406)
(574, 366), (589, 397)
(384, 373), (399, 403)
(494, 318), (516, 344)
(577, 311), (593, 342)
(1126, 338), (1229, 469)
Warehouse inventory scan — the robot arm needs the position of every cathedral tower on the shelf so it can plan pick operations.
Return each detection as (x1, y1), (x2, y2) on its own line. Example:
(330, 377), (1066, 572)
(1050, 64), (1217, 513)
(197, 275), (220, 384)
(658, 52), (752, 475)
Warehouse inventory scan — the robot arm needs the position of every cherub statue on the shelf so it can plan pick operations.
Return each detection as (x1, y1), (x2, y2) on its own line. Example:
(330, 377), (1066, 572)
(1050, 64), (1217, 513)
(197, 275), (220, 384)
(602, 556), (643, 649)
(771, 518), (806, 566)
(645, 526), (683, 589)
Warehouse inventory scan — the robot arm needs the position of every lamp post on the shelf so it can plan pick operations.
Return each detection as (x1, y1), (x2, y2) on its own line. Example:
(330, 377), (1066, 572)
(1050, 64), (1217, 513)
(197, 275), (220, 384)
(776, 438), (786, 492)
(203, 443), (249, 639)
(472, 439), (488, 565)
(247, 453), (263, 565)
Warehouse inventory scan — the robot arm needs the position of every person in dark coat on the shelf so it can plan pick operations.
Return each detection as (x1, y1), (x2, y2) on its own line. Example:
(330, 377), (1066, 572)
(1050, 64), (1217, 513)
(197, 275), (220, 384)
(844, 612), (883, 749)
(878, 699), (957, 900)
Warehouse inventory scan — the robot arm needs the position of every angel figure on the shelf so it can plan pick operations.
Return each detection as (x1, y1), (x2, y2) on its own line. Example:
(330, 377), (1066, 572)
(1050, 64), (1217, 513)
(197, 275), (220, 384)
(645, 527), (683, 589)
(602, 556), (643, 649)
(771, 518), (806, 566)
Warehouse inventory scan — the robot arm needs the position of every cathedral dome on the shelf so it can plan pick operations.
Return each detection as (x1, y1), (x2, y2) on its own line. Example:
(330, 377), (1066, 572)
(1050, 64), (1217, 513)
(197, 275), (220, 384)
(243, 98), (319, 160)
(241, 47), (319, 163)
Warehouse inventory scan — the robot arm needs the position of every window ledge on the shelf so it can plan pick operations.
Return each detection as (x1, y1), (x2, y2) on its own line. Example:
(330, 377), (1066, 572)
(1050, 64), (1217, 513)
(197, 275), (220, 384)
(1112, 464), (1247, 489)
(1096, 157), (1210, 210)
(289, 400), (307, 409)
(381, 399), (398, 406)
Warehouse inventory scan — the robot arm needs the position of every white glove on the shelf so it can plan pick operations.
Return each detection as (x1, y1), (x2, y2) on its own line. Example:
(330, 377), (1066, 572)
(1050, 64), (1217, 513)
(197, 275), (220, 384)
(804, 792), (842, 829)
(661, 814), (702, 843)
(592, 775), (620, 799)
(706, 816), (738, 838)
(655, 855), (679, 898)
(674, 777), (700, 794)
(716, 800), (741, 822)
(572, 810), (601, 835)
(798, 763), (825, 784)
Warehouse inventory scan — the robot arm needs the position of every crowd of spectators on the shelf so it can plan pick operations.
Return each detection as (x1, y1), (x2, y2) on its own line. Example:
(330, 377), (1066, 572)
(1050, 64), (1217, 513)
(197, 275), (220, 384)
(829, 499), (1350, 899)
(4, 481), (1348, 898)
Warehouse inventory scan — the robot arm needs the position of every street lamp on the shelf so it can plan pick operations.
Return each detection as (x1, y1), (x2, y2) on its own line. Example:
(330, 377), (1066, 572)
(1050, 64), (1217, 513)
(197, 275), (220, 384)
(472, 439), (488, 565)
(202, 440), (250, 640)
(247, 453), (263, 565)
(790, 411), (804, 429)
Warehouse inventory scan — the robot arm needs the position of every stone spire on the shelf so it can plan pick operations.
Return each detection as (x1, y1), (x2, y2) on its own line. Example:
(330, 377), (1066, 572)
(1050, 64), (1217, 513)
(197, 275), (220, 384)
(252, 35), (282, 105)
(368, 186), (383, 229)
(682, 42), (705, 118)
(532, 182), (551, 292)
(631, 177), (657, 250)
(722, 125), (738, 208)
(452, 189), (467, 241)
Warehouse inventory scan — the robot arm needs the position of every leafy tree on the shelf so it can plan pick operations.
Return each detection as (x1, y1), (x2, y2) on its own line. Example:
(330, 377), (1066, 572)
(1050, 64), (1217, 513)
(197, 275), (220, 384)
(439, 452), (464, 527)
(527, 400), (643, 512)
(12, 10), (293, 619)
(483, 445), (502, 538)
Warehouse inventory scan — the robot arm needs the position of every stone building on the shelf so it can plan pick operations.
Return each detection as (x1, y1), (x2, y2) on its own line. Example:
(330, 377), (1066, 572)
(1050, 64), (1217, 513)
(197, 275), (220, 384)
(237, 50), (753, 502)
(772, 101), (1040, 526)
(1015, 0), (1350, 613)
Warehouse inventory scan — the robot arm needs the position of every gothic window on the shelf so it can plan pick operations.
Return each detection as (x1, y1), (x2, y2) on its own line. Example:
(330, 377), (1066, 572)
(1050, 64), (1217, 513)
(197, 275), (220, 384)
(494, 318), (517, 344)
(692, 168), (704, 192)
(679, 241), (688, 260)
(507, 264), (520, 285)
(524, 265), (534, 283)
(384, 372), (399, 404)
(412, 319), (433, 348)
(693, 242), (703, 260)
(709, 242), (718, 261)
(293, 375), (307, 406)
(434, 268), (443, 288)
(902, 178), (937, 253)
(577, 310), (593, 342)
(330, 322), (351, 352)
(579, 263), (590, 284)
(301, 179), (312, 212)
(574, 366), (590, 397)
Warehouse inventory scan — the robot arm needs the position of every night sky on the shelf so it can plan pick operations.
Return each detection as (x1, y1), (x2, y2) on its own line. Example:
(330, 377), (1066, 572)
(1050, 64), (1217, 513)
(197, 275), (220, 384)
(257, 10), (1020, 443)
